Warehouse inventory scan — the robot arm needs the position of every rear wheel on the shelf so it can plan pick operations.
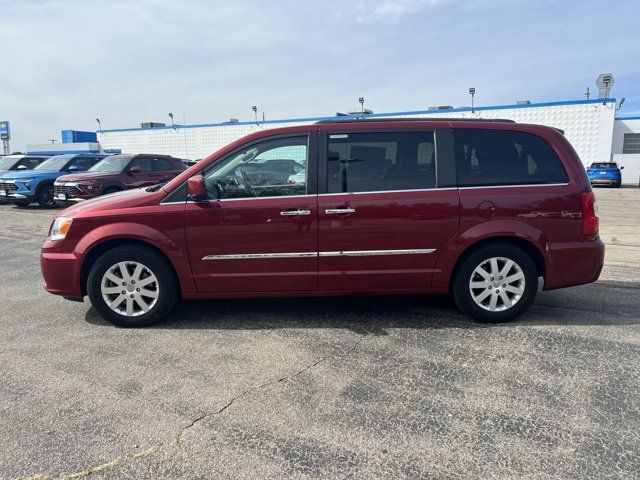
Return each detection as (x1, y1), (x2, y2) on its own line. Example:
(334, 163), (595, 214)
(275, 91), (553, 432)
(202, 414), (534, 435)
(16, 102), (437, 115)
(36, 184), (55, 208)
(453, 243), (538, 323)
(87, 246), (178, 327)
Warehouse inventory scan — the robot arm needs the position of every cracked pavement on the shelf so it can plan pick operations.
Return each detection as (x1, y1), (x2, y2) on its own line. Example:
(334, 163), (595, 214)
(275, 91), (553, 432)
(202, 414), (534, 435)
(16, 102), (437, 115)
(1, 187), (639, 479)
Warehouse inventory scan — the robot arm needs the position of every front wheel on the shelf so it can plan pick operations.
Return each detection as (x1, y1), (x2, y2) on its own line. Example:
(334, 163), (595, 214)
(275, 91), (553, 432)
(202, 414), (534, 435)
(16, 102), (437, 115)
(87, 246), (178, 327)
(37, 185), (55, 208)
(453, 243), (538, 323)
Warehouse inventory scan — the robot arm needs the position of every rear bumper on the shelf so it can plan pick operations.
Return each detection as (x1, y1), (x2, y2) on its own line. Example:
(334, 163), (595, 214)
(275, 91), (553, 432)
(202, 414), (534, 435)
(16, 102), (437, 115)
(544, 238), (605, 290)
(40, 248), (83, 297)
(590, 179), (619, 185)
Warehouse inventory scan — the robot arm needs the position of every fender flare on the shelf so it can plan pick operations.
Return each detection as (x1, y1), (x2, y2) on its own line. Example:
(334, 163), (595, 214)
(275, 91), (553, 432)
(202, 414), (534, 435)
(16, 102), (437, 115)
(432, 219), (551, 289)
(74, 222), (197, 294)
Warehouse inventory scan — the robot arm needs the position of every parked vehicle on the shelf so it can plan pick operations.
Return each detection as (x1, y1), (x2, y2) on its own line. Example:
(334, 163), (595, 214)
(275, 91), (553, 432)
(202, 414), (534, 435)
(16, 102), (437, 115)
(182, 159), (199, 167)
(41, 119), (604, 327)
(0, 154), (51, 173)
(0, 154), (52, 201)
(53, 154), (186, 205)
(587, 162), (623, 187)
(0, 154), (106, 207)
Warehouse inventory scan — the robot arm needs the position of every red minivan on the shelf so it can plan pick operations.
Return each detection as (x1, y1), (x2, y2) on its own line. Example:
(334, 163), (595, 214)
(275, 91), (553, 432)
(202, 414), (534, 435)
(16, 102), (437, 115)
(40, 119), (604, 327)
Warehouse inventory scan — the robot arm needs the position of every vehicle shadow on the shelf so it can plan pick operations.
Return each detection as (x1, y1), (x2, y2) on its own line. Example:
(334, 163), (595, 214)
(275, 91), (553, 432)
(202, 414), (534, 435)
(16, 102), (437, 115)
(83, 280), (640, 331)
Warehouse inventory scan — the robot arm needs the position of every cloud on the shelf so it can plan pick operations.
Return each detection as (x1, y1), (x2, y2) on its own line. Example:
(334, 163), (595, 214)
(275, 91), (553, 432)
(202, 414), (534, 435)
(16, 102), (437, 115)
(0, 0), (638, 151)
(353, 0), (444, 24)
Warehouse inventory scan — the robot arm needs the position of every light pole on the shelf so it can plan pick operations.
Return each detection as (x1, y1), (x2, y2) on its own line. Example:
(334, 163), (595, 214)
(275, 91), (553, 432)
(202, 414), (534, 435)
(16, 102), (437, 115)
(252, 106), (258, 124)
(469, 88), (476, 113)
(96, 118), (102, 133)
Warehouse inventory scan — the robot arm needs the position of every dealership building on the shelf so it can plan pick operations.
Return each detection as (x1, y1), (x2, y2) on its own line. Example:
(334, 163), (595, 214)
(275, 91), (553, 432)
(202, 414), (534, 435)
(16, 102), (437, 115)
(27, 97), (640, 184)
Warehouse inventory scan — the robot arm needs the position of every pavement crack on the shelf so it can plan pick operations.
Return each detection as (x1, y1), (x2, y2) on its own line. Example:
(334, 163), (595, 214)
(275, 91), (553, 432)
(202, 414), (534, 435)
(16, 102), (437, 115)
(15, 332), (369, 479)
(174, 332), (369, 444)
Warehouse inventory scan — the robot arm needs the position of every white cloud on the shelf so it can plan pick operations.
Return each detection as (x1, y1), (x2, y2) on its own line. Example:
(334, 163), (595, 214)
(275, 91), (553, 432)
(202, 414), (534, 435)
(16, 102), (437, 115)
(354, 0), (444, 24)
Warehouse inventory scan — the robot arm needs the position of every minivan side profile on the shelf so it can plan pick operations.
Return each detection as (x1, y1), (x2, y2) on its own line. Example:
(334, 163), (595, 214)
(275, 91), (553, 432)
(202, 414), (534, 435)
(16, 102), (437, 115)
(40, 119), (604, 327)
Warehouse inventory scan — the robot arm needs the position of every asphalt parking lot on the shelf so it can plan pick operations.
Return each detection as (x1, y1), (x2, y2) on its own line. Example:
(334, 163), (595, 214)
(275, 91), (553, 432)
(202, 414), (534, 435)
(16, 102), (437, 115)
(1, 188), (639, 480)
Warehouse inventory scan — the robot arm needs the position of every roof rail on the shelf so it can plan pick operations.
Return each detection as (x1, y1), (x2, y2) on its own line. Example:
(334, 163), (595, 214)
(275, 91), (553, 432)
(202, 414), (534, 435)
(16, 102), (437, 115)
(315, 117), (516, 124)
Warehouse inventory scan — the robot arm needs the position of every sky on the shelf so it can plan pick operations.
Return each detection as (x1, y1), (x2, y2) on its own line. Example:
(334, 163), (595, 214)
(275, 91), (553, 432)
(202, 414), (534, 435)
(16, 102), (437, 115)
(1, 0), (639, 151)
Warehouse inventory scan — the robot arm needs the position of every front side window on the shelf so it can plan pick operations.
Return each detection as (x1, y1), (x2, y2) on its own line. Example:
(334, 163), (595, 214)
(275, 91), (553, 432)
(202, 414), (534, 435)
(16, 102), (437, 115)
(203, 136), (308, 199)
(130, 157), (153, 172)
(453, 129), (569, 187)
(326, 131), (436, 193)
(89, 155), (132, 173)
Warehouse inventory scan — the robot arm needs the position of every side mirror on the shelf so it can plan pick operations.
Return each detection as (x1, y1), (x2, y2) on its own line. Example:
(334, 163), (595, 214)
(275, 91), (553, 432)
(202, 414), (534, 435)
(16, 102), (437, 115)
(187, 174), (207, 200)
(68, 165), (79, 172)
(129, 166), (141, 174)
(17, 165), (27, 170)
(620, 166), (624, 170)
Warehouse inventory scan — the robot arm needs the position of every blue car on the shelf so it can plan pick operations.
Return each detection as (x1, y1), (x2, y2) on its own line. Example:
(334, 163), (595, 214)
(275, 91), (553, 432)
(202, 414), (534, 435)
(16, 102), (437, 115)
(0, 154), (106, 207)
(587, 162), (623, 188)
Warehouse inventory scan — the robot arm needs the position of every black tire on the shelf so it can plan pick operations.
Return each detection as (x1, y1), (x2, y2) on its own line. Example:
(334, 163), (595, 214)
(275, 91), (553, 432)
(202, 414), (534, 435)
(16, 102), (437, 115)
(452, 242), (538, 323)
(102, 187), (122, 196)
(14, 202), (30, 208)
(87, 246), (178, 327)
(36, 184), (55, 208)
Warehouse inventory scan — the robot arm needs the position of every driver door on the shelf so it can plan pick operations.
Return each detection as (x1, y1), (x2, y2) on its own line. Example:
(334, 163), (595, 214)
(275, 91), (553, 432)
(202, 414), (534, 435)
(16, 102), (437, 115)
(184, 132), (318, 293)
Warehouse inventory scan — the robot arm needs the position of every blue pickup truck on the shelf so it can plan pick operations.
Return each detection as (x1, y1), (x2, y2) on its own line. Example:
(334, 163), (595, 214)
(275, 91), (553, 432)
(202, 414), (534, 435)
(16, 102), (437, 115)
(0, 154), (106, 207)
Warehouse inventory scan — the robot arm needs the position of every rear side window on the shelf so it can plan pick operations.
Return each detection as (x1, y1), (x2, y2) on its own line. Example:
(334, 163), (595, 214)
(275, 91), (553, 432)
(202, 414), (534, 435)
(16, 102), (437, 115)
(327, 131), (436, 193)
(153, 158), (173, 171)
(453, 129), (568, 187)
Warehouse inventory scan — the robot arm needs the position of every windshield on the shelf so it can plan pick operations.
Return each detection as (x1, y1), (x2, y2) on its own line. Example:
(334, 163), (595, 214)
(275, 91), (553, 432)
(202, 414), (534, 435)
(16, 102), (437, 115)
(591, 163), (616, 169)
(88, 155), (132, 173)
(0, 156), (20, 170)
(34, 155), (75, 171)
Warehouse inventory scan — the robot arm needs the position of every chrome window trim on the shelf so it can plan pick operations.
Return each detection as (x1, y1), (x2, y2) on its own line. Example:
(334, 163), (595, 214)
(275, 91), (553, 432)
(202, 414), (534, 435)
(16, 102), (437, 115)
(458, 183), (569, 190)
(202, 248), (436, 261)
(318, 187), (457, 196)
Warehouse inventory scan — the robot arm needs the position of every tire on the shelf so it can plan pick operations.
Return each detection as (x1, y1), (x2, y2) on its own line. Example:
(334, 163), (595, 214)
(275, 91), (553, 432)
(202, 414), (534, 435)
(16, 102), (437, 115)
(14, 202), (30, 208)
(102, 187), (122, 196)
(452, 242), (538, 323)
(36, 184), (55, 208)
(87, 246), (178, 327)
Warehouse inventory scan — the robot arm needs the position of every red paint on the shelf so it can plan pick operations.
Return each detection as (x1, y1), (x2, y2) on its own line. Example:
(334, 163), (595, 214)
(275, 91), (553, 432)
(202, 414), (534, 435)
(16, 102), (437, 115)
(40, 120), (604, 302)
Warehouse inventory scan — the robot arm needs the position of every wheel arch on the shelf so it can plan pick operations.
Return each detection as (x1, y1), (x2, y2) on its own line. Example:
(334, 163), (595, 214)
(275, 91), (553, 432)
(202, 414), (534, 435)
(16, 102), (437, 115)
(75, 223), (196, 297)
(448, 235), (546, 291)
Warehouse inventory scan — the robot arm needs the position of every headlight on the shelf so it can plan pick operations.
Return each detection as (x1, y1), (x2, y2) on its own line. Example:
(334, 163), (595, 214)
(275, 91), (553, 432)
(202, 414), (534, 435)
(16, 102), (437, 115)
(65, 182), (79, 187)
(18, 179), (34, 183)
(50, 217), (73, 241)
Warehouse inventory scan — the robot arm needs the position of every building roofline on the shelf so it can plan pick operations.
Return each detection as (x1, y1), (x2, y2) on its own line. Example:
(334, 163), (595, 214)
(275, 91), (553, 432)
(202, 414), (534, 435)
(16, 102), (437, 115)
(615, 115), (640, 121)
(97, 98), (617, 134)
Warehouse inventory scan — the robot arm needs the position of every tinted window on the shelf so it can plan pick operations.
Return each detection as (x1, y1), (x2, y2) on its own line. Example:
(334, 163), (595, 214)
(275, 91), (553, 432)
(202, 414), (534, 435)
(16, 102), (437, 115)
(73, 157), (99, 170)
(453, 129), (568, 187)
(327, 131), (436, 193)
(130, 157), (153, 172)
(153, 158), (173, 171)
(203, 136), (308, 199)
(590, 163), (617, 169)
(18, 157), (43, 169)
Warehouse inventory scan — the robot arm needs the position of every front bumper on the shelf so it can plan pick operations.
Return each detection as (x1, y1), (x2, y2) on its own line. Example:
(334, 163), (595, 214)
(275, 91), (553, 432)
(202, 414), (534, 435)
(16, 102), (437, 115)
(40, 245), (83, 297)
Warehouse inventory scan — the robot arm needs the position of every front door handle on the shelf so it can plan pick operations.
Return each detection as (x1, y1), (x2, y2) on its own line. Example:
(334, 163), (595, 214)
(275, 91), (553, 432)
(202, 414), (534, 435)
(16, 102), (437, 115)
(325, 208), (356, 215)
(280, 209), (311, 216)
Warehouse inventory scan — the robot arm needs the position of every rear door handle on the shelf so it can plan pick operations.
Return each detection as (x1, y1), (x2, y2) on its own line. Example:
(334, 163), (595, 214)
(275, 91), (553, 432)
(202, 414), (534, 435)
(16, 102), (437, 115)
(280, 209), (311, 216)
(325, 208), (356, 215)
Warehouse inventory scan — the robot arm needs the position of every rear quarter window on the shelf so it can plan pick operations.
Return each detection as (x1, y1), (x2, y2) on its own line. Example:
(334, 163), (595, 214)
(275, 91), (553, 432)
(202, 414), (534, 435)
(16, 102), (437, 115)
(453, 129), (569, 187)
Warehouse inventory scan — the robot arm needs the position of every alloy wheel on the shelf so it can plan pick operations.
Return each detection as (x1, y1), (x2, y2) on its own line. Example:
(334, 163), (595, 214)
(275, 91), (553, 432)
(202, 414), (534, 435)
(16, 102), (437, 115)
(468, 257), (525, 312)
(101, 261), (159, 317)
